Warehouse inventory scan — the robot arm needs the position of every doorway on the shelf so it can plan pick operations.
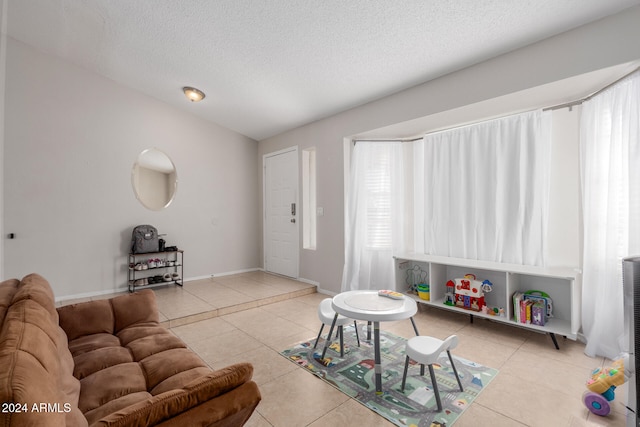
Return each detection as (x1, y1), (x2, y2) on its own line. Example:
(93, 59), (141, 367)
(263, 147), (299, 278)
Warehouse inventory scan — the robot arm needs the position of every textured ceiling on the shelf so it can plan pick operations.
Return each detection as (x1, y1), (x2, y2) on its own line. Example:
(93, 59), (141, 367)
(6, 0), (640, 140)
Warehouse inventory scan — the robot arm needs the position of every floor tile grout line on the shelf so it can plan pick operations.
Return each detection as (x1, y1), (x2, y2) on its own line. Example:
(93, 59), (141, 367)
(472, 401), (527, 426)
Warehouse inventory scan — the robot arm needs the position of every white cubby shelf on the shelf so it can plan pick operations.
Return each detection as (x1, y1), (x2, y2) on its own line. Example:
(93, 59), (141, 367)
(394, 253), (581, 348)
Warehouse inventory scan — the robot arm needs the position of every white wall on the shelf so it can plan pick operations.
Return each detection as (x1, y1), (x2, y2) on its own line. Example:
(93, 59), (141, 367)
(0, 0), (8, 280)
(259, 6), (640, 294)
(3, 38), (260, 299)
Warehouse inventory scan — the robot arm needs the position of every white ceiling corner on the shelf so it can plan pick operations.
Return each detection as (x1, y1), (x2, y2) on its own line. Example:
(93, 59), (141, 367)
(6, 0), (640, 140)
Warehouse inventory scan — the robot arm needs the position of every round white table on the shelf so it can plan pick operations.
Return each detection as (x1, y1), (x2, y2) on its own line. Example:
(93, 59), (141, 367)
(320, 290), (419, 394)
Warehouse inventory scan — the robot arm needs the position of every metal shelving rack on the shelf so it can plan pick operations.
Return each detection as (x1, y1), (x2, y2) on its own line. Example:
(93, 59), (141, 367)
(128, 250), (184, 292)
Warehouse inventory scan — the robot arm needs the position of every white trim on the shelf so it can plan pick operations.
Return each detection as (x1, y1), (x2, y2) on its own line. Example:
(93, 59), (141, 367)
(316, 288), (338, 297)
(296, 277), (319, 287)
(342, 138), (352, 287)
(55, 288), (126, 303)
(208, 267), (261, 278)
(54, 269), (263, 302)
(263, 145), (298, 159)
(302, 147), (317, 250)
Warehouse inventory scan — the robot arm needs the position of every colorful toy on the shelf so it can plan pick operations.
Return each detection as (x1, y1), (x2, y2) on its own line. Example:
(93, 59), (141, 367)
(524, 290), (553, 319)
(453, 274), (493, 312)
(444, 280), (456, 306)
(406, 265), (428, 294)
(583, 356), (629, 416)
(378, 289), (404, 300)
(416, 283), (430, 300)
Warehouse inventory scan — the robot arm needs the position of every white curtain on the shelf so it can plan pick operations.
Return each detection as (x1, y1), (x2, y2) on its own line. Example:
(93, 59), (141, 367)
(580, 71), (640, 359)
(342, 141), (405, 291)
(415, 110), (552, 265)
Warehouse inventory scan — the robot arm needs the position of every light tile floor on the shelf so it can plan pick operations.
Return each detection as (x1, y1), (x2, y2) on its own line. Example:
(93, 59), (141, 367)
(59, 271), (630, 426)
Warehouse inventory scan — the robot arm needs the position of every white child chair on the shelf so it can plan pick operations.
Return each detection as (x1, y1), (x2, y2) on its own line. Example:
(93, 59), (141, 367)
(401, 334), (464, 412)
(313, 298), (360, 356)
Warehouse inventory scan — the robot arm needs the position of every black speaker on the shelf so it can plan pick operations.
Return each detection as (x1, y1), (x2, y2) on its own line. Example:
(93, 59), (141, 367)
(623, 256), (640, 426)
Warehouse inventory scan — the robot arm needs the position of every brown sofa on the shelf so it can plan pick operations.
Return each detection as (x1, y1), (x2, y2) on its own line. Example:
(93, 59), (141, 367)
(0, 274), (261, 426)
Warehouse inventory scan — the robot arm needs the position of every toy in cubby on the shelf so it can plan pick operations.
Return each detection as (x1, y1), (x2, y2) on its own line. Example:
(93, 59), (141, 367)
(512, 290), (553, 325)
(447, 274), (493, 312)
(444, 280), (456, 306)
(416, 283), (430, 300)
(406, 265), (429, 299)
(480, 305), (506, 317)
(583, 356), (629, 416)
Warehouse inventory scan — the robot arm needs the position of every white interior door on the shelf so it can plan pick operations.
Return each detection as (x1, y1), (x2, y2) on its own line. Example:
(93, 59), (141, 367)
(264, 148), (299, 278)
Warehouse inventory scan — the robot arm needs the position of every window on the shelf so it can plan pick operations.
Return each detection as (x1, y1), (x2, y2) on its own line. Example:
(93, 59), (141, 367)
(302, 147), (316, 250)
(364, 149), (392, 249)
(342, 141), (404, 291)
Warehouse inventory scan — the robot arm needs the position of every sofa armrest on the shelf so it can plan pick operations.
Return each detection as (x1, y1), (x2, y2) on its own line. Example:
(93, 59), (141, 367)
(182, 362), (254, 399)
(155, 381), (261, 427)
(89, 363), (258, 427)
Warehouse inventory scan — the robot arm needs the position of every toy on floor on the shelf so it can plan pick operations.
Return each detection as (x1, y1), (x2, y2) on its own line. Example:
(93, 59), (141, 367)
(583, 355), (629, 416)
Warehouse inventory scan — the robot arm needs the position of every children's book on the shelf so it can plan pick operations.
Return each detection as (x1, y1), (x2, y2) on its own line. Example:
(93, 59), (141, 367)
(512, 292), (524, 322)
(531, 301), (545, 326)
(519, 299), (533, 324)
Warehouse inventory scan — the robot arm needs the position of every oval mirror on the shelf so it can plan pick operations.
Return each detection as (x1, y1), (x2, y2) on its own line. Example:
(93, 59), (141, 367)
(132, 148), (177, 211)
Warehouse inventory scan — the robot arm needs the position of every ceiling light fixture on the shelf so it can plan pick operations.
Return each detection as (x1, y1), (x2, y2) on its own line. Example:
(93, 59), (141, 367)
(182, 86), (205, 102)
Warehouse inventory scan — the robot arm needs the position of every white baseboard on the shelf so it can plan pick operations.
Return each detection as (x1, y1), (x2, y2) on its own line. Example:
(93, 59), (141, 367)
(55, 287), (127, 303)
(296, 277), (320, 287)
(208, 267), (262, 278)
(316, 288), (337, 296)
(55, 268), (319, 302)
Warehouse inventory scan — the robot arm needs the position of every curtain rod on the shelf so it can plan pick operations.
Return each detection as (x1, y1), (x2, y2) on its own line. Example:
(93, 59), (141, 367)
(353, 137), (423, 144)
(353, 66), (640, 143)
(543, 66), (640, 111)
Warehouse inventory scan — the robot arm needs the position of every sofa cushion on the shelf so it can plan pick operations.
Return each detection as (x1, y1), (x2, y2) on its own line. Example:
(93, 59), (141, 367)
(73, 346), (134, 380)
(87, 363), (259, 427)
(117, 325), (168, 346)
(125, 331), (186, 361)
(67, 333), (121, 358)
(79, 362), (148, 413)
(150, 367), (212, 396)
(58, 299), (114, 342)
(0, 279), (19, 325)
(11, 273), (58, 320)
(110, 290), (159, 332)
(60, 289), (226, 423)
(141, 348), (209, 391)
(0, 275), (87, 427)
